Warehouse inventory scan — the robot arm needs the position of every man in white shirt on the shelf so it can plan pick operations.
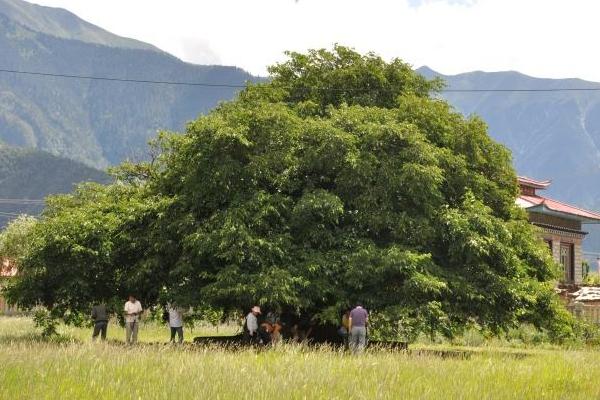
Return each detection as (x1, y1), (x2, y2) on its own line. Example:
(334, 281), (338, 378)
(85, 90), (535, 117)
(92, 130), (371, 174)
(167, 304), (184, 344)
(123, 295), (143, 344)
(244, 305), (261, 344)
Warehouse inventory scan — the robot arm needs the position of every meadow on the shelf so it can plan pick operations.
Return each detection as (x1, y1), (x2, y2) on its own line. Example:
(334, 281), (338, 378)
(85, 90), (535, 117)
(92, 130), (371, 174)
(0, 316), (599, 399)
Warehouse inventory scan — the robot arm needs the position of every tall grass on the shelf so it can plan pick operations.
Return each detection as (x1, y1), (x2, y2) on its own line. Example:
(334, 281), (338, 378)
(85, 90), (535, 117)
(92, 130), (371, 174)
(0, 317), (599, 399)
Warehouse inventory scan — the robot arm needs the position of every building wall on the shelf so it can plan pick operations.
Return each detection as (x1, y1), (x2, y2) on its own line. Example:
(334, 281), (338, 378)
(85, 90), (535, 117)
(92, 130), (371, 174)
(539, 229), (584, 284)
(575, 240), (583, 283)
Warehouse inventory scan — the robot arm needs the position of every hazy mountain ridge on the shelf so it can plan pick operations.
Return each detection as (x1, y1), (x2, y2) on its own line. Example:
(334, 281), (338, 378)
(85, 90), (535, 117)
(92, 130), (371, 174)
(418, 67), (600, 253)
(0, 1), (256, 168)
(0, 0), (159, 51)
(0, 144), (109, 219)
(418, 67), (600, 207)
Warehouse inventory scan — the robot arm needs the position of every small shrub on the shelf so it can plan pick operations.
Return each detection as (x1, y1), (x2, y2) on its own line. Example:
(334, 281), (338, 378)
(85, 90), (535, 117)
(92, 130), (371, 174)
(583, 273), (600, 286)
(32, 308), (59, 337)
(452, 328), (487, 347)
(505, 324), (551, 345)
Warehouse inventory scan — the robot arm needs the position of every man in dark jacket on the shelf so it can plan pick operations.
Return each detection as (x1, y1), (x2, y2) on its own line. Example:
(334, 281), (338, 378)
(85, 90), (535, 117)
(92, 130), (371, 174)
(91, 303), (109, 341)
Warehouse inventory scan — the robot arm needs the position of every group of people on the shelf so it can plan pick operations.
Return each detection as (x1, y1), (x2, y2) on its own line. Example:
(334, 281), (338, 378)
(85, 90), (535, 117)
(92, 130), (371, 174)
(242, 306), (319, 345)
(243, 303), (369, 353)
(91, 296), (369, 352)
(91, 294), (185, 345)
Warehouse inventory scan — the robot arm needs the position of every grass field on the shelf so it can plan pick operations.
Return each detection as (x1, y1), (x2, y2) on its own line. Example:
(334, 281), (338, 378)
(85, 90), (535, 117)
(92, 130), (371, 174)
(0, 317), (599, 399)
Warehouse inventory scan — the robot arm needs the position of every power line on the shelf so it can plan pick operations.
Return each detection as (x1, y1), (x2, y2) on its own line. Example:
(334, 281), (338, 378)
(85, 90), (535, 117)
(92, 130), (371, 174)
(1, 67), (600, 93)
(0, 199), (45, 204)
(0, 68), (246, 88)
(443, 88), (600, 93)
(0, 210), (40, 222)
(0, 211), (27, 217)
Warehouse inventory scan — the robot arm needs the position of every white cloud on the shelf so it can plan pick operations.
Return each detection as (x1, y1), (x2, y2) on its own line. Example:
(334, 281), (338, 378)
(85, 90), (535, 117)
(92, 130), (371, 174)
(407, 0), (477, 8)
(179, 38), (221, 66)
(27, 0), (600, 82)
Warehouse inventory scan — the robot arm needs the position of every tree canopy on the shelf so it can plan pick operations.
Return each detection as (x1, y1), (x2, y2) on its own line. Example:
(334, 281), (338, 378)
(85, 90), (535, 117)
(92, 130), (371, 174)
(0, 215), (37, 263)
(4, 45), (573, 340)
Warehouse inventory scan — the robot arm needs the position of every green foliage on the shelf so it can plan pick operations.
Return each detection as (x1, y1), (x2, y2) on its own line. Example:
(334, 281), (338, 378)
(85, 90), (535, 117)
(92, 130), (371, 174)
(6, 46), (572, 340)
(5, 182), (170, 317)
(32, 307), (59, 337)
(0, 215), (37, 261)
(583, 272), (600, 286)
(261, 44), (444, 113)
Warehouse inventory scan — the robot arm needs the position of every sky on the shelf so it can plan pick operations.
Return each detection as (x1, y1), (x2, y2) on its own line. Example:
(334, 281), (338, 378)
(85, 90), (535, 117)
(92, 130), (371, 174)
(29, 0), (600, 81)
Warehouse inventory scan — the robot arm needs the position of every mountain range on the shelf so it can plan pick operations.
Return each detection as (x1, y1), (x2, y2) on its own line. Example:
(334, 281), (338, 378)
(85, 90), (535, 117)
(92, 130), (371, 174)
(417, 67), (600, 254)
(2, 0), (600, 253)
(418, 66), (600, 210)
(0, 144), (109, 218)
(0, 0), (158, 52)
(0, 0), (255, 168)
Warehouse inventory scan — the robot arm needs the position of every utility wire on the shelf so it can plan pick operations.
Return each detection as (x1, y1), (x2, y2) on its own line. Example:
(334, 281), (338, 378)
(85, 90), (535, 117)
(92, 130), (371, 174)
(0, 211), (27, 217)
(0, 68), (246, 88)
(0, 199), (45, 204)
(1, 67), (600, 93)
(443, 88), (600, 93)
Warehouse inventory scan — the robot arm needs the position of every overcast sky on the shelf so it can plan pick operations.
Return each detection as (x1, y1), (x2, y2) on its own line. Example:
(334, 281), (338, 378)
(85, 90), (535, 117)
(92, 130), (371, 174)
(30, 0), (600, 81)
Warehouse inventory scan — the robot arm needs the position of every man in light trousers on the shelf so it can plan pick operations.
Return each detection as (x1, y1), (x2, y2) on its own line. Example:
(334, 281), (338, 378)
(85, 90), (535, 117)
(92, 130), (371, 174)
(348, 303), (368, 354)
(123, 295), (143, 344)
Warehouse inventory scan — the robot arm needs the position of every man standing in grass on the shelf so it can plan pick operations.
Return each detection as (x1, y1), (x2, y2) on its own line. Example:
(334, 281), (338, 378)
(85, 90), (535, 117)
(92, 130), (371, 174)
(167, 304), (184, 344)
(244, 305), (261, 344)
(91, 302), (108, 341)
(123, 295), (143, 345)
(348, 303), (368, 354)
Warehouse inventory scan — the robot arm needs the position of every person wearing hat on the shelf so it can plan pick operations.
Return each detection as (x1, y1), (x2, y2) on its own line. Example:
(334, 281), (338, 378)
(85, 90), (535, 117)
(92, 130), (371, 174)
(244, 305), (261, 344)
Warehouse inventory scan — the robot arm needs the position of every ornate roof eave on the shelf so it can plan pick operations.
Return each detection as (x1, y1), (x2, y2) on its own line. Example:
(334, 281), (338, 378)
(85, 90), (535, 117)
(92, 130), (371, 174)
(532, 222), (588, 237)
(518, 176), (551, 189)
(527, 204), (600, 224)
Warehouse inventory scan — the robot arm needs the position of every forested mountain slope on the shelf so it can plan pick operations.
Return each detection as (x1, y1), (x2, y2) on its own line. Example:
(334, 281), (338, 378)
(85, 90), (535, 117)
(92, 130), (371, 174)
(0, 0), (255, 168)
(418, 67), (600, 253)
(0, 145), (109, 219)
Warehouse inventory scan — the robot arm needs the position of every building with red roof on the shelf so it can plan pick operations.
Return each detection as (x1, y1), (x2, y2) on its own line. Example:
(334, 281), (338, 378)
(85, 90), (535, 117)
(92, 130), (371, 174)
(517, 176), (600, 284)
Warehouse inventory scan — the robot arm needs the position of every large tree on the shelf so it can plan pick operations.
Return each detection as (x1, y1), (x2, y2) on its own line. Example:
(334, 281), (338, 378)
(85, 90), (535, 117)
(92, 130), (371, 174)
(5, 46), (573, 339)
